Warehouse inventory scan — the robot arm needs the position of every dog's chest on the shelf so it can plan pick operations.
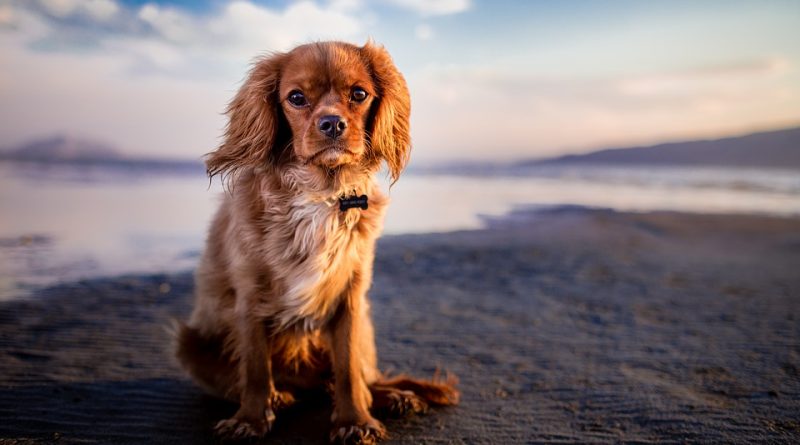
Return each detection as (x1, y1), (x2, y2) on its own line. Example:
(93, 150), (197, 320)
(264, 197), (377, 330)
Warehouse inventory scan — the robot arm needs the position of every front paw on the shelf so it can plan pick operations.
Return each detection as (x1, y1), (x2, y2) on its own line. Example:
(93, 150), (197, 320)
(214, 409), (276, 441)
(329, 417), (386, 445)
(270, 390), (296, 411)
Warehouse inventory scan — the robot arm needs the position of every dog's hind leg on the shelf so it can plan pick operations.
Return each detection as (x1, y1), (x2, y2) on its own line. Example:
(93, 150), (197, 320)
(174, 322), (240, 402)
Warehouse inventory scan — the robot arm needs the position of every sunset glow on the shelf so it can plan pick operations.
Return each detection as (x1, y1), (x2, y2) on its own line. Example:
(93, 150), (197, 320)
(1, 0), (798, 162)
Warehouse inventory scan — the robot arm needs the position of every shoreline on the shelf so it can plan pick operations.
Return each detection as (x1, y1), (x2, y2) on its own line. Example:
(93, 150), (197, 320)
(4, 205), (800, 302)
(1, 207), (799, 443)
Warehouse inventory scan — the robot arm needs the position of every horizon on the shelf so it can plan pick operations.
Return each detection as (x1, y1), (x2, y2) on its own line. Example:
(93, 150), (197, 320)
(1, 0), (799, 162)
(3, 123), (799, 166)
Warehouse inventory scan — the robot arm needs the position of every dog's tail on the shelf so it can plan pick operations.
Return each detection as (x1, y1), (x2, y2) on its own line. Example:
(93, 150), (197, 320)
(375, 371), (460, 406)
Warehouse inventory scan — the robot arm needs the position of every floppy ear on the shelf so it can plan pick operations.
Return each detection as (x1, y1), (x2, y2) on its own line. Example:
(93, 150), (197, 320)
(361, 42), (411, 183)
(206, 52), (288, 184)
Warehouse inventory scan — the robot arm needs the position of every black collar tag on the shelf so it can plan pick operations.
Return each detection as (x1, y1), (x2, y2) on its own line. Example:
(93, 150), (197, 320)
(339, 194), (368, 211)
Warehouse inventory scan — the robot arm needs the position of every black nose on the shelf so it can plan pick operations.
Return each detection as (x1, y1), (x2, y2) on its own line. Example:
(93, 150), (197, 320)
(318, 115), (347, 139)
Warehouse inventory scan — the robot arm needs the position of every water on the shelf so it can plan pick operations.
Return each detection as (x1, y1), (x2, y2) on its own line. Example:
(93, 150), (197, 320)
(1, 161), (799, 300)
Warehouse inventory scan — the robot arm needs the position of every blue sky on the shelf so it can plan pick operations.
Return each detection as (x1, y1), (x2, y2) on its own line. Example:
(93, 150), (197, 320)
(1, 0), (798, 162)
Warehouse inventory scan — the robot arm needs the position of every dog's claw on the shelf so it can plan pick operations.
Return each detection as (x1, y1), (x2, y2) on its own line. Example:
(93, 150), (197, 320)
(372, 388), (428, 419)
(214, 409), (275, 441)
(329, 420), (386, 445)
(387, 390), (427, 417)
(270, 390), (296, 411)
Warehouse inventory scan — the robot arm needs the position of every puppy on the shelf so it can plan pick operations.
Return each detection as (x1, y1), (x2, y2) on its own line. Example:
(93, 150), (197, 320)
(175, 41), (458, 444)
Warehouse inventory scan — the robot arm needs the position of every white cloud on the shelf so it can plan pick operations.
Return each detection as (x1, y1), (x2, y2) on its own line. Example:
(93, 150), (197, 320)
(386, 0), (470, 16)
(38, 0), (119, 22)
(2, 1), (798, 163)
(206, 0), (363, 59)
(327, 0), (362, 12)
(0, 19), (230, 159)
(121, 1), (364, 74)
(37, 0), (78, 17)
(415, 23), (433, 40)
(0, 1), (370, 159)
(407, 58), (800, 161)
(2, 0), (370, 79)
(82, 0), (118, 21)
(618, 57), (789, 96)
(138, 4), (196, 44)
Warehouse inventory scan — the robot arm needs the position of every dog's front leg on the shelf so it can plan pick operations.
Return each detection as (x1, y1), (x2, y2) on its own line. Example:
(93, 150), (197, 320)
(328, 274), (386, 445)
(214, 288), (276, 440)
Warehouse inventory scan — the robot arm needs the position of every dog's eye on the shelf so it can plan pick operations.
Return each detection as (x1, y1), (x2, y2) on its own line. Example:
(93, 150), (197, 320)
(351, 87), (368, 103)
(287, 90), (308, 107)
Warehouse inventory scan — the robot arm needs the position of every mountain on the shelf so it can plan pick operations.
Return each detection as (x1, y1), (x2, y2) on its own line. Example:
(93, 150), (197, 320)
(0, 135), (202, 172)
(0, 135), (124, 163)
(530, 126), (800, 169)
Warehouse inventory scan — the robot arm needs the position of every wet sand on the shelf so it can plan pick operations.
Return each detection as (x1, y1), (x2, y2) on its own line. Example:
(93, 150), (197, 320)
(1, 207), (799, 444)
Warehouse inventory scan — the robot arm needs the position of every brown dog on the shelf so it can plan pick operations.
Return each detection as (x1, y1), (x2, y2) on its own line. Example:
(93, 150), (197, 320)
(175, 41), (458, 444)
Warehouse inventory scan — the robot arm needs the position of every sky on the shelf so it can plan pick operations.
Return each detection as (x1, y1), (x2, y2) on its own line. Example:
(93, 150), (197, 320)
(0, 0), (798, 163)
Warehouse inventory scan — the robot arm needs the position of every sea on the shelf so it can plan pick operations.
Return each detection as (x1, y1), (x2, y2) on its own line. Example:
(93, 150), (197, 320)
(1, 161), (799, 300)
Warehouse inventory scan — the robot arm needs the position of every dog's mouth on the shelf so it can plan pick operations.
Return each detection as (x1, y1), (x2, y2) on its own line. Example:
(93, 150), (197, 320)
(306, 144), (356, 165)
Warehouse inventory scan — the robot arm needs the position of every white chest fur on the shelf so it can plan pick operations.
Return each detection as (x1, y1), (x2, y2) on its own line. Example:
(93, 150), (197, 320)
(263, 195), (372, 331)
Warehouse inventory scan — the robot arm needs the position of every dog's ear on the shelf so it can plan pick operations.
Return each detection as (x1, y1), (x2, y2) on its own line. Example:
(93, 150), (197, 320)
(361, 42), (411, 183)
(206, 52), (288, 184)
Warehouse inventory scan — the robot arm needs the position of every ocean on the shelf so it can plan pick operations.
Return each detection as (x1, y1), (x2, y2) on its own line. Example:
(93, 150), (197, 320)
(1, 161), (799, 300)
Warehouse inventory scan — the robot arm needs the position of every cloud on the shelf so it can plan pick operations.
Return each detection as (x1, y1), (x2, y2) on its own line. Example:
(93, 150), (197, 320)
(0, 1), (370, 159)
(5, 1), (365, 77)
(0, 3), (16, 27)
(203, 1), (363, 59)
(137, 3), (196, 43)
(1, 0), (797, 163)
(415, 23), (433, 40)
(137, 1), (364, 52)
(618, 57), (789, 96)
(408, 57), (799, 160)
(386, 0), (470, 16)
(327, 0), (363, 11)
(37, 0), (119, 22)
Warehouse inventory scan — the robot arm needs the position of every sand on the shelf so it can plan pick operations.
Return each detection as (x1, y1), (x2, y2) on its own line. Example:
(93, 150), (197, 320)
(1, 207), (799, 444)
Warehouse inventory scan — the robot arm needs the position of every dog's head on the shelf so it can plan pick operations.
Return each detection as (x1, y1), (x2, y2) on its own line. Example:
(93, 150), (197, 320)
(207, 41), (411, 186)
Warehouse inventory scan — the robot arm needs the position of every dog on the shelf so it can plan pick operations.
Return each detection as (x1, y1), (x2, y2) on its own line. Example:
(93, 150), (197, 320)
(175, 41), (459, 444)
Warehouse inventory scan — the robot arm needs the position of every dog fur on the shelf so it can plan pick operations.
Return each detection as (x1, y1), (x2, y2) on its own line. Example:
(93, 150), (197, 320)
(175, 41), (458, 444)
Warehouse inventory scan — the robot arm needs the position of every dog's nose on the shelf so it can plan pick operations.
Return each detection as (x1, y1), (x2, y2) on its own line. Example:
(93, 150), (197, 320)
(318, 115), (347, 139)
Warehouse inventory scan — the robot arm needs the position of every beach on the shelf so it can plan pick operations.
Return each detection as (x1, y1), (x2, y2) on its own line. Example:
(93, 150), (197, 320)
(1, 207), (799, 444)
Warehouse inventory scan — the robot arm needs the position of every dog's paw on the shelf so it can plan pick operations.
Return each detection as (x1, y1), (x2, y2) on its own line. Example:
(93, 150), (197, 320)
(270, 390), (296, 411)
(214, 409), (275, 441)
(329, 418), (386, 445)
(379, 389), (428, 418)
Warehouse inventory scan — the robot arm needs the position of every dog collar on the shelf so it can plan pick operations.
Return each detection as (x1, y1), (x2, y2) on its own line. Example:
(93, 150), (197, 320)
(339, 194), (368, 211)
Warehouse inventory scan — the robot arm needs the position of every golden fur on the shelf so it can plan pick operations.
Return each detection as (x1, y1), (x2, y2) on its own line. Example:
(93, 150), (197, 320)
(175, 41), (458, 444)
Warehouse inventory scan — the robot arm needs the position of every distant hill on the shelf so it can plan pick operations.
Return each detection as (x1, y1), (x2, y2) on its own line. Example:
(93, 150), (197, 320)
(530, 127), (800, 169)
(0, 135), (202, 172)
(0, 135), (124, 163)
